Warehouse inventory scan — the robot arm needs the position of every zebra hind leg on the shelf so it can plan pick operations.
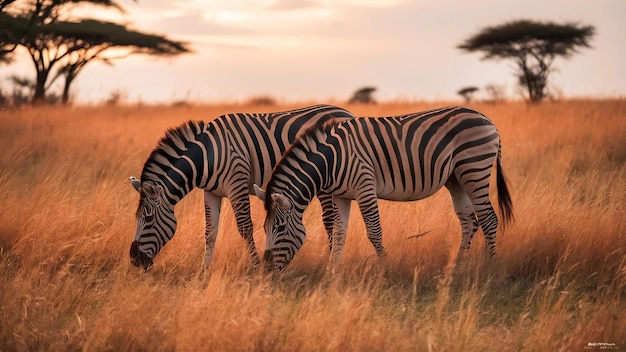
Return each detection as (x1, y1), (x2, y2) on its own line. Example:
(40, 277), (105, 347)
(457, 213), (479, 260)
(456, 171), (499, 258)
(473, 204), (498, 257)
(445, 179), (479, 265)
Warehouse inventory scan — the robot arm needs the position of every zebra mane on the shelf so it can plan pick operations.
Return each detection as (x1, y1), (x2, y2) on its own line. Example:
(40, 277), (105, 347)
(263, 118), (340, 211)
(140, 120), (206, 182)
(284, 117), (339, 154)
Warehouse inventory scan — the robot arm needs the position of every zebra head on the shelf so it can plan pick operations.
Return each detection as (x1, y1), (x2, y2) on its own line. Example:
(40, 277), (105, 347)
(254, 185), (306, 272)
(129, 176), (177, 271)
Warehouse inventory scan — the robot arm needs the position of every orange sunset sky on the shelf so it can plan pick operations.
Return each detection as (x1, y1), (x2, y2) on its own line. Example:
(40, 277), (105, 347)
(3, 0), (625, 103)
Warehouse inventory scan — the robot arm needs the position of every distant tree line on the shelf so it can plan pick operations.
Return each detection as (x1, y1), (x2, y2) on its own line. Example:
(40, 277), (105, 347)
(0, 0), (190, 105)
(349, 20), (594, 106)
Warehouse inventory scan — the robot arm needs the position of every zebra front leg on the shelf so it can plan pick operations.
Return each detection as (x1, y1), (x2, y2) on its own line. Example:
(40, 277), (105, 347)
(357, 191), (387, 258)
(328, 197), (351, 271)
(203, 191), (222, 268)
(230, 195), (260, 266)
(318, 193), (336, 253)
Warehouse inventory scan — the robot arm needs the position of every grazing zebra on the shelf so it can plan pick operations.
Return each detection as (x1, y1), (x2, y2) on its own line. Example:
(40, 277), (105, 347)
(129, 105), (354, 271)
(254, 106), (513, 272)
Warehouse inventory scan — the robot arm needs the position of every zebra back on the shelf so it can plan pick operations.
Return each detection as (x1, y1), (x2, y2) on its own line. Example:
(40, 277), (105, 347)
(140, 105), (353, 204)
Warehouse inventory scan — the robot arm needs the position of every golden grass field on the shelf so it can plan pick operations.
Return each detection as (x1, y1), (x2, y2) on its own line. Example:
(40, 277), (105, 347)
(0, 100), (624, 351)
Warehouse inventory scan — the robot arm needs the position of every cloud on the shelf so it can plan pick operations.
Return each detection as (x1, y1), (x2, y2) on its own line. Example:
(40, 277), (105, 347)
(111, 0), (426, 55)
(318, 0), (406, 7)
(270, 0), (318, 10)
(156, 13), (252, 36)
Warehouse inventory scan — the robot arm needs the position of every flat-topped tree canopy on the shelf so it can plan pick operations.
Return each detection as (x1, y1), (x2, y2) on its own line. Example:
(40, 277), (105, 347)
(38, 19), (190, 56)
(458, 19), (595, 103)
(458, 20), (594, 59)
(31, 18), (191, 104)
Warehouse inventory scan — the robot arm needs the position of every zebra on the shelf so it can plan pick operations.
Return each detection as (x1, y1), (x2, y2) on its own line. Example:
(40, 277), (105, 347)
(254, 106), (514, 272)
(129, 105), (354, 271)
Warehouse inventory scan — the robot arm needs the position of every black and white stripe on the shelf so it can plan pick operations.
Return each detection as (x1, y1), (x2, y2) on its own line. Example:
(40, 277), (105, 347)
(129, 105), (354, 271)
(255, 106), (514, 272)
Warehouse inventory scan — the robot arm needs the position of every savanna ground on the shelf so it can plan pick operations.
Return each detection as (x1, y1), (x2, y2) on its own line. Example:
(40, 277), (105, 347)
(0, 100), (624, 351)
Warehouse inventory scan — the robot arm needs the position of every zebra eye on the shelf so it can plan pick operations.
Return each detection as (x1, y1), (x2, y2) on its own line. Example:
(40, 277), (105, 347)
(273, 211), (289, 234)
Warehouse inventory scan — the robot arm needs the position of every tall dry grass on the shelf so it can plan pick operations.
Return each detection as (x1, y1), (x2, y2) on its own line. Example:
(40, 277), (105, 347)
(0, 100), (624, 351)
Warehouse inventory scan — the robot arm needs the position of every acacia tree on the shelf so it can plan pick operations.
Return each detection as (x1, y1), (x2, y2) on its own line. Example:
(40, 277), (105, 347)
(348, 86), (377, 104)
(4, 0), (124, 103)
(458, 20), (595, 103)
(44, 19), (190, 104)
(457, 86), (479, 103)
(3, 0), (189, 104)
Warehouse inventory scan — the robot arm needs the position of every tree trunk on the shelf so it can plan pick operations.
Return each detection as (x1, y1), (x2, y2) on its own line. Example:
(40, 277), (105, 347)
(519, 62), (546, 103)
(32, 70), (48, 105)
(62, 74), (73, 105)
(61, 81), (70, 105)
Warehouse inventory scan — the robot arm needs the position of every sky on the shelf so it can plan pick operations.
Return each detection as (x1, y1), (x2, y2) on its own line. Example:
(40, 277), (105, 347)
(3, 0), (625, 103)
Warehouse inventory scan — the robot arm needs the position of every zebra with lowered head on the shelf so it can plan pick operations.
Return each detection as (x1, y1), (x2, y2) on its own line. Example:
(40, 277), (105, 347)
(129, 105), (354, 271)
(254, 106), (514, 272)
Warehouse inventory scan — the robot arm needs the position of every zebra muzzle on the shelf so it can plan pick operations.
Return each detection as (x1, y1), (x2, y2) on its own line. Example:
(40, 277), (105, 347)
(130, 241), (154, 272)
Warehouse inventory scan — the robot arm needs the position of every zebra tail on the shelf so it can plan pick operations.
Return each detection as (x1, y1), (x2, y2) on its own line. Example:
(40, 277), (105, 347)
(496, 143), (514, 228)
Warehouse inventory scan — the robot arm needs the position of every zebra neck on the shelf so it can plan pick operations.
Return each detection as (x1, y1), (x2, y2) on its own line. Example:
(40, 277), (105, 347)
(282, 180), (316, 215)
(149, 141), (217, 206)
(277, 150), (335, 213)
(141, 120), (224, 206)
(152, 167), (200, 206)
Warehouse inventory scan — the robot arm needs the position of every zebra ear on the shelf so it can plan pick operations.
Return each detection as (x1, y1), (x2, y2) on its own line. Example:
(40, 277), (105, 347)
(253, 184), (266, 201)
(129, 176), (142, 193)
(271, 193), (292, 211)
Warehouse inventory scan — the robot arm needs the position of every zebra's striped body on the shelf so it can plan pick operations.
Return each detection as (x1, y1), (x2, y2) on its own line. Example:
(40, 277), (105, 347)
(255, 106), (513, 272)
(129, 105), (354, 271)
